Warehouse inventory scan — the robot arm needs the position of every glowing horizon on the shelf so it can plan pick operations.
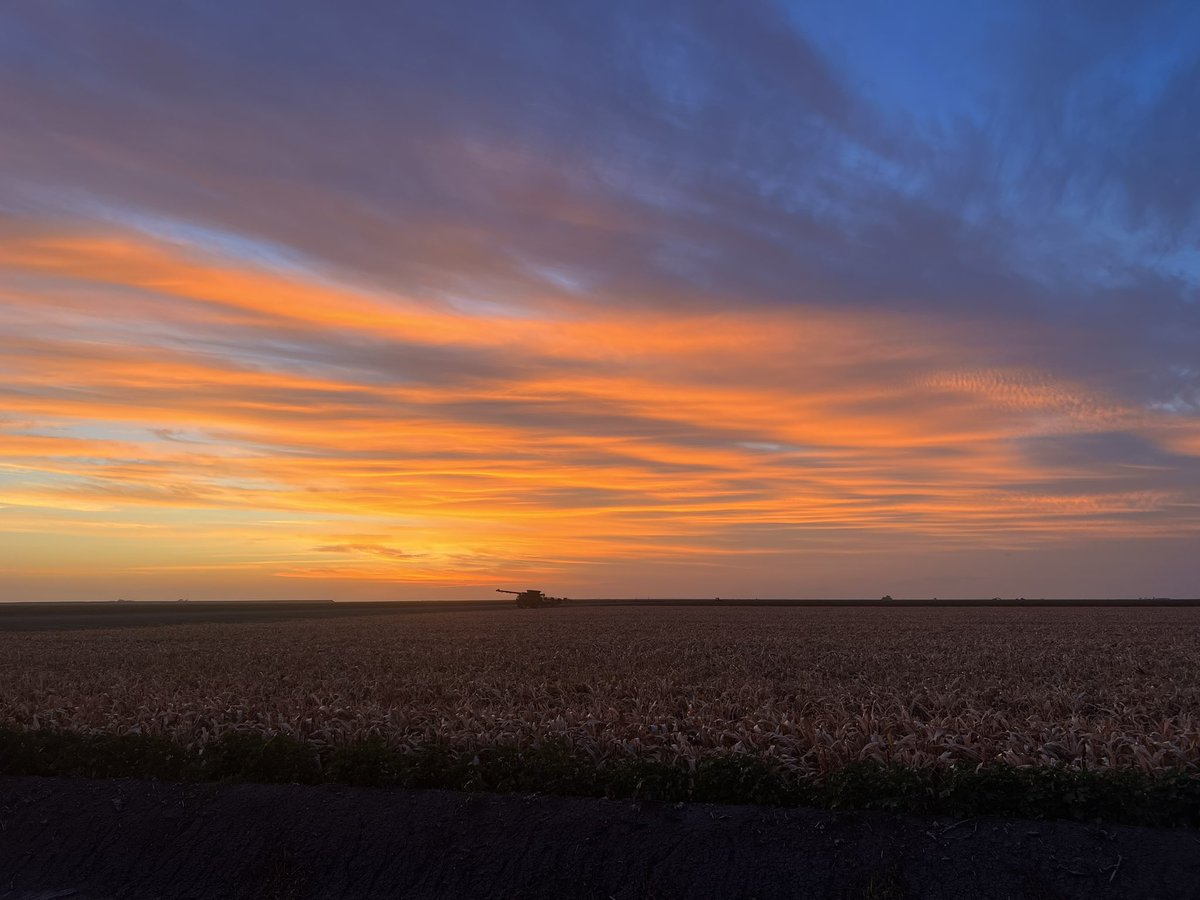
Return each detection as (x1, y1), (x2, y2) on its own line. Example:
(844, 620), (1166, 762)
(2, 3), (1199, 600)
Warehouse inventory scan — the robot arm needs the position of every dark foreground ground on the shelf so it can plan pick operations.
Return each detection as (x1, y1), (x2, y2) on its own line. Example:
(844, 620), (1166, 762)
(2, 777), (1198, 900)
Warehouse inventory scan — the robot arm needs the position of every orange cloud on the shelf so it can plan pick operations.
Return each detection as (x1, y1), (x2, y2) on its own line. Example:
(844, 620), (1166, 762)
(3, 221), (1200, 599)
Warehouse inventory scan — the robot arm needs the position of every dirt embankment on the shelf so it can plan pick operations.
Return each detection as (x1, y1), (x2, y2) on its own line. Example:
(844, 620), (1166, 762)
(2, 778), (1200, 899)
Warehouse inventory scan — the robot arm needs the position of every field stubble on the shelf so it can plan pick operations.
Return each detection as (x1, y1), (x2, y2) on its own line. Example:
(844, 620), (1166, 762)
(3, 605), (1199, 776)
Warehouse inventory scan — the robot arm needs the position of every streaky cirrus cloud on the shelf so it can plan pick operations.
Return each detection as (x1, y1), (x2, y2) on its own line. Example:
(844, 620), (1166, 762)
(0, 1), (1198, 599)
(2, 225), (1198, 598)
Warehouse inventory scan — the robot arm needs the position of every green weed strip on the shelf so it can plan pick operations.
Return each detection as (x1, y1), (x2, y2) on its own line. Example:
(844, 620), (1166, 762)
(2, 728), (1198, 827)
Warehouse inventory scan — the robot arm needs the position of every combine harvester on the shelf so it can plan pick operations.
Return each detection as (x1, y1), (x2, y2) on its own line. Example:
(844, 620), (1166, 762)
(495, 588), (566, 609)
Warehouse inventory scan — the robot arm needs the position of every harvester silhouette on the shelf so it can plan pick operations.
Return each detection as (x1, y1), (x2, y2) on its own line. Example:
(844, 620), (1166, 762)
(496, 588), (565, 609)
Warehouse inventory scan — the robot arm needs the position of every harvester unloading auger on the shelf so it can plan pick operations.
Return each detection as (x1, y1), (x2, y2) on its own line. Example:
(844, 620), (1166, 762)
(496, 589), (566, 608)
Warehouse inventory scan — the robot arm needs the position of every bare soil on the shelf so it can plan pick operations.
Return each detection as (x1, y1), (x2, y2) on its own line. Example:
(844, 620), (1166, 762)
(2, 777), (1199, 899)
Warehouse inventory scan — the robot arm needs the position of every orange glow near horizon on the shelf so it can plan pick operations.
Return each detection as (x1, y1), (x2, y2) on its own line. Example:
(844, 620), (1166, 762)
(3, 222), (1199, 600)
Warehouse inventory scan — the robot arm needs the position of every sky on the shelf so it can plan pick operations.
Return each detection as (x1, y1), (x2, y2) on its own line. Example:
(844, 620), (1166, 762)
(1, 1), (1199, 601)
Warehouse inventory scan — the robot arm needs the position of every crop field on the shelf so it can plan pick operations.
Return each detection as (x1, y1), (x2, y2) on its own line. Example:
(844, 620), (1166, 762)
(3, 604), (1200, 778)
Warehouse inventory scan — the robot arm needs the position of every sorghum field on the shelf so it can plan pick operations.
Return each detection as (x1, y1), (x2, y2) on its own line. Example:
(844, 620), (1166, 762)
(3, 604), (1199, 776)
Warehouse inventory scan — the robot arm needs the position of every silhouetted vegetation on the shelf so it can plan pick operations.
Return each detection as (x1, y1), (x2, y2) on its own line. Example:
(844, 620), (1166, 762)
(4, 728), (1200, 828)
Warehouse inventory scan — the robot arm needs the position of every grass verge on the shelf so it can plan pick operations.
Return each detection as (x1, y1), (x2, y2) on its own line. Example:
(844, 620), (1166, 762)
(2, 727), (1197, 827)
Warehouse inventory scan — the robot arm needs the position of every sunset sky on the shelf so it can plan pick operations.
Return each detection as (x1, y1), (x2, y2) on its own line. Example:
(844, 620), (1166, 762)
(2, 2), (1199, 601)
